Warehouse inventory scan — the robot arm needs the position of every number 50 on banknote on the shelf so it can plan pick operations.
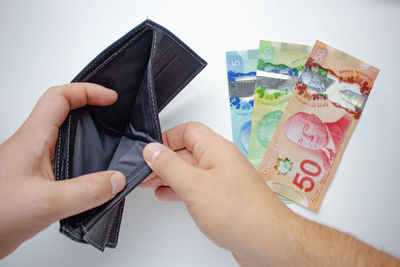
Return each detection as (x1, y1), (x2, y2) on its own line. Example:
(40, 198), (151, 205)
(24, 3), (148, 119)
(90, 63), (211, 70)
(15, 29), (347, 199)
(258, 41), (379, 211)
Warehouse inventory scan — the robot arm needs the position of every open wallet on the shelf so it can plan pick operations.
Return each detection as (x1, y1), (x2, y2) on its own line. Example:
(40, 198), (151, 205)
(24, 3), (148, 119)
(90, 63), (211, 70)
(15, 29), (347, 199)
(54, 19), (207, 251)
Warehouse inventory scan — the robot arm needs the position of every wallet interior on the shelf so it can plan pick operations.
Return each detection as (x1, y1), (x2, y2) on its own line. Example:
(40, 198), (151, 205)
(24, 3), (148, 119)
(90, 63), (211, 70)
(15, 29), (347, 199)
(55, 20), (206, 250)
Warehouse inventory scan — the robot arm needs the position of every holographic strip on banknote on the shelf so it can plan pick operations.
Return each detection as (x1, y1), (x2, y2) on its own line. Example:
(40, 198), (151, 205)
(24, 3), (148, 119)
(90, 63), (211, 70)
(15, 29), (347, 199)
(226, 50), (258, 156)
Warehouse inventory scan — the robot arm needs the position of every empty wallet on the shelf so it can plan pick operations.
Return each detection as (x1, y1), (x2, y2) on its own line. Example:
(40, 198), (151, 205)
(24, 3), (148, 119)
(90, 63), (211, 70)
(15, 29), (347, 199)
(54, 19), (206, 251)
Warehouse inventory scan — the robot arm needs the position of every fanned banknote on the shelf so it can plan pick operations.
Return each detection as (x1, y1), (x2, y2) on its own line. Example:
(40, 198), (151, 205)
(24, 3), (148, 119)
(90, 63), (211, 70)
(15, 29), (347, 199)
(258, 41), (379, 211)
(226, 50), (258, 156)
(248, 41), (310, 169)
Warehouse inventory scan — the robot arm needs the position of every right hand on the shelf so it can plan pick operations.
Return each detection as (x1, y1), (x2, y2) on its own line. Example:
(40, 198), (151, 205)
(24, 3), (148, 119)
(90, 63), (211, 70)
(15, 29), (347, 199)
(141, 122), (294, 266)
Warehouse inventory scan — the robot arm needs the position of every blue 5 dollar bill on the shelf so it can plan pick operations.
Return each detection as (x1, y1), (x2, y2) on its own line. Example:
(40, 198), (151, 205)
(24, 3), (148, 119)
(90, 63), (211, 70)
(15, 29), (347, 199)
(226, 49), (258, 156)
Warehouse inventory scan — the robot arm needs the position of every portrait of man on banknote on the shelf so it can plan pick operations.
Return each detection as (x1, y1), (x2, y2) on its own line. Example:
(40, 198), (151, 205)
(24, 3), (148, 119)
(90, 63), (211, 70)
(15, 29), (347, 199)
(284, 112), (351, 171)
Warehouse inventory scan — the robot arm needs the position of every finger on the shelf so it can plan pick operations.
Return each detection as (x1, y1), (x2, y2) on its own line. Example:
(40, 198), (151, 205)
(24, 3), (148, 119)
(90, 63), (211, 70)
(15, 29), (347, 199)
(23, 83), (117, 149)
(143, 142), (201, 195)
(29, 82), (117, 129)
(162, 122), (224, 169)
(176, 149), (197, 166)
(155, 186), (181, 201)
(139, 149), (196, 188)
(139, 177), (163, 188)
(141, 171), (158, 183)
(49, 171), (125, 219)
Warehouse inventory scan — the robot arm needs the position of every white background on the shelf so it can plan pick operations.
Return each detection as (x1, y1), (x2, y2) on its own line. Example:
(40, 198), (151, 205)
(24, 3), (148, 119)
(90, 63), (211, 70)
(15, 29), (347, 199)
(1, 0), (399, 266)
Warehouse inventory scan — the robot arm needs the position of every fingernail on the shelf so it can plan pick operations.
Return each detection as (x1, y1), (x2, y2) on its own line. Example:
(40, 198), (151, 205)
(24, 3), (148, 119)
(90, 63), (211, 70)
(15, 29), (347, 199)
(143, 143), (164, 164)
(110, 172), (126, 195)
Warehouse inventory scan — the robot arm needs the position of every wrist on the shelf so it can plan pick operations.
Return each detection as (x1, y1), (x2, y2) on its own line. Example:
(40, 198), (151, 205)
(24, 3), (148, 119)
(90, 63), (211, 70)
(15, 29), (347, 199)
(232, 191), (299, 266)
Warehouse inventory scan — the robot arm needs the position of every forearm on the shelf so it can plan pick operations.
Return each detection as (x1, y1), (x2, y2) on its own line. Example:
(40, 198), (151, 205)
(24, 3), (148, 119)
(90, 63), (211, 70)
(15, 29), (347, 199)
(293, 215), (399, 266)
(252, 205), (399, 267)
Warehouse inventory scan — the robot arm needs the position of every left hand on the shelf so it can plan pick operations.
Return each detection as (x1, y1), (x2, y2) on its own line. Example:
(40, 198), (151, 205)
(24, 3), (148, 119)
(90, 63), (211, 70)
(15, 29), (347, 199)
(0, 83), (126, 259)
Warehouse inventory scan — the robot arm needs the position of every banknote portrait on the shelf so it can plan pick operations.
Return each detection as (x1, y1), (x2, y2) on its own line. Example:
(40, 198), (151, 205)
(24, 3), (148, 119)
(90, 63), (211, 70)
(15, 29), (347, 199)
(284, 112), (351, 170)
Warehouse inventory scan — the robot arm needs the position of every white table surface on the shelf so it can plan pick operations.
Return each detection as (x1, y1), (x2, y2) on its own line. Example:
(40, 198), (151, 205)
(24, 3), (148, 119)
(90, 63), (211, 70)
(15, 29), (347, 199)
(0, 0), (399, 266)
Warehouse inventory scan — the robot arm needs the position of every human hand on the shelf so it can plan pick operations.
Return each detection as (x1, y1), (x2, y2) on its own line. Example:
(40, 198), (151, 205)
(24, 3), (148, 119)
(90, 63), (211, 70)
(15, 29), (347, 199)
(0, 83), (126, 259)
(141, 122), (296, 266)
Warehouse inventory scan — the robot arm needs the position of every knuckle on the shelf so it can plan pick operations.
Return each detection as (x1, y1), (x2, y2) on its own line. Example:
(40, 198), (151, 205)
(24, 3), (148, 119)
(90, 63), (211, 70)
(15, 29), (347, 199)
(185, 121), (206, 135)
(47, 85), (63, 95)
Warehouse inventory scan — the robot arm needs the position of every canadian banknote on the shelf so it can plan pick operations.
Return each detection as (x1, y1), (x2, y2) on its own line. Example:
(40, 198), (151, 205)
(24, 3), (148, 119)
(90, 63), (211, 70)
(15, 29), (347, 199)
(226, 50), (258, 156)
(258, 40), (379, 211)
(248, 41), (311, 169)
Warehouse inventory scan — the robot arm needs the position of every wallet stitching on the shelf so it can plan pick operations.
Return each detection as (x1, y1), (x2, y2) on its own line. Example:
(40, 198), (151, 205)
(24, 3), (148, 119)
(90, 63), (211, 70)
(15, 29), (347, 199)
(79, 29), (148, 83)
(79, 165), (147, 226)
(145, 24), (206, 111)
(66, 114), (72, 179)
(102, 165), (148, 245)
(81, 226), (104, 251)
(74, 24), (146, 82)
(56, 130), (61, 179)
(149, 32), (162, 141)
(79, 165), (148, 248)
(65, 114), (72, 229)
(103, 207), (119, 247)
(145, 23), (205, 66)
(126, 165), (148, 185)
(106, 201), (124, 246)
(60, 226), (83, 241)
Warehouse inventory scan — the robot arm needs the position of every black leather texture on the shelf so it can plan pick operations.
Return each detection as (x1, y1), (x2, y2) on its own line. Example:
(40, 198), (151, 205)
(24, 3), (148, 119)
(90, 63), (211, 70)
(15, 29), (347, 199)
(54, 19), (206, 251)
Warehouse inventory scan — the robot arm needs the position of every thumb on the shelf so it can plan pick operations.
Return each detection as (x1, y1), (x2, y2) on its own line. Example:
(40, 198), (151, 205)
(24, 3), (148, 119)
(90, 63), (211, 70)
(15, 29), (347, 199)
(143, 142), (200, 194)
(51, 171), (126, 219)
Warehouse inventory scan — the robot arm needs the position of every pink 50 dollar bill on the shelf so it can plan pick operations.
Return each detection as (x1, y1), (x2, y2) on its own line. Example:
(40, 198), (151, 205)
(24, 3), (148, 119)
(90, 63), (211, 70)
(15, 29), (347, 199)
(258, 41), (379, 211)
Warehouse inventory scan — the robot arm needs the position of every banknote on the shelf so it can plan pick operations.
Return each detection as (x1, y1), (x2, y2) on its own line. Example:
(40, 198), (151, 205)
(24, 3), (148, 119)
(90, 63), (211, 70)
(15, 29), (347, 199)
(248, 41), (310, 169)
(258, 40), (379, 211)
(226, 50), (258, 156)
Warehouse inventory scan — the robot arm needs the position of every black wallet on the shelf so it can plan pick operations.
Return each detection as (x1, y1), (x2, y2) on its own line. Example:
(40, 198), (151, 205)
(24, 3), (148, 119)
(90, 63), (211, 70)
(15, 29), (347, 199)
(54, 19), (206, 251)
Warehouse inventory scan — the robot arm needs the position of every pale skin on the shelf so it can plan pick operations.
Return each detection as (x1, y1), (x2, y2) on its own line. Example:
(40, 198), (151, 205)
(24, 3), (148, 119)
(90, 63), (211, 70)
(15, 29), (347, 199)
(0, 83), (399, 266)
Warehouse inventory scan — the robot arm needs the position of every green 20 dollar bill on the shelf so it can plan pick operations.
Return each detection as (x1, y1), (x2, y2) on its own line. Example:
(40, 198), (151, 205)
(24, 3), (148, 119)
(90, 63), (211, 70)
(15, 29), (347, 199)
(248, 41), (311, 169)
